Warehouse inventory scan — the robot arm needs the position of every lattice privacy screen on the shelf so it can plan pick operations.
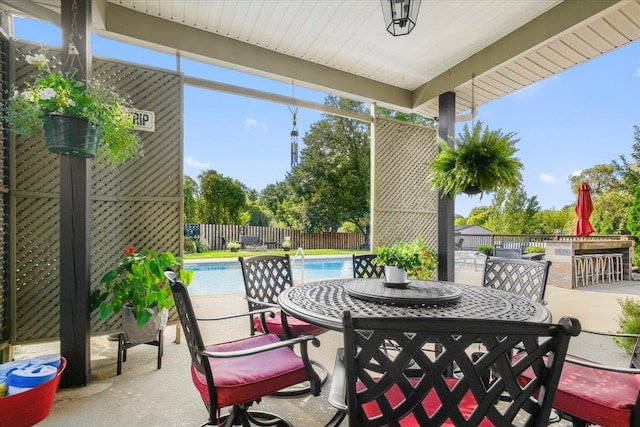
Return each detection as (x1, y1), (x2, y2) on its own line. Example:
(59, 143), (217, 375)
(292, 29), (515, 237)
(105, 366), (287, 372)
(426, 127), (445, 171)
(13, 42), (183, 343)
(0, 30), (9, 348)
(373, 118), (438, 251)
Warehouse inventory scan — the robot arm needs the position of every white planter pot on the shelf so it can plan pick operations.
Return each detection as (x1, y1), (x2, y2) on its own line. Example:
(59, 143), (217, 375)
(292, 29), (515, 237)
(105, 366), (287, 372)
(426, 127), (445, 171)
(384, 266), (408, 283)
(122, 306), (168, 344)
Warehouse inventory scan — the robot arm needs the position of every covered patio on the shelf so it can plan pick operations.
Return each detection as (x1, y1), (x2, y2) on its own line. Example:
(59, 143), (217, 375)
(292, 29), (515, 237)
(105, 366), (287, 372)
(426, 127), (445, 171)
(2, 0), (640, 424)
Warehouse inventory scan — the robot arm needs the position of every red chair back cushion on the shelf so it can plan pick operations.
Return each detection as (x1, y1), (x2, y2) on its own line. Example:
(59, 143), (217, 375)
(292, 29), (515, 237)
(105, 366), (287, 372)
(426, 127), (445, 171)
(253, 310), (325, 337)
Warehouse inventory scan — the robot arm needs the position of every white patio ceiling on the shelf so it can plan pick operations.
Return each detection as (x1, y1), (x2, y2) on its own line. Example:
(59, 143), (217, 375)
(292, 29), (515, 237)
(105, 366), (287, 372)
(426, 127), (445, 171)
(3, 0), (640, 118)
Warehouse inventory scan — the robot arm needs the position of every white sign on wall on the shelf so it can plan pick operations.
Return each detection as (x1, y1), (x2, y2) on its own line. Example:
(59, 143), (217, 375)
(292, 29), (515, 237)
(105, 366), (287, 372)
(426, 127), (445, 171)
(128, 109), (155, 132)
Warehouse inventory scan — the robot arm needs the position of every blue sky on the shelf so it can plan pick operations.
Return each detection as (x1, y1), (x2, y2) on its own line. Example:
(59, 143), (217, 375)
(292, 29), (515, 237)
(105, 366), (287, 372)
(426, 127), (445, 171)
(14, 17), (640, 217)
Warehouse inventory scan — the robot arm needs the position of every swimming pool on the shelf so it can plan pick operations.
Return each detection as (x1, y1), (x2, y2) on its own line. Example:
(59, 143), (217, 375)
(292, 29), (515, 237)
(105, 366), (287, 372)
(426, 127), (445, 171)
(185, 256), (353, 296)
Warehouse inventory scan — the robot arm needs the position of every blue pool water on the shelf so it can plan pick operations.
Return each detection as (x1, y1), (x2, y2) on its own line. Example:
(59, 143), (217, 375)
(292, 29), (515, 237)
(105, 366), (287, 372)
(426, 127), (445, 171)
(185, 257), (352, 296)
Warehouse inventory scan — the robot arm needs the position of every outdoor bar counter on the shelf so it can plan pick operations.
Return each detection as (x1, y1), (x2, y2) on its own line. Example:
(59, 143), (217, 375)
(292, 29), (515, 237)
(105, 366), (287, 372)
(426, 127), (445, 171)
(546, 238), (633, 289)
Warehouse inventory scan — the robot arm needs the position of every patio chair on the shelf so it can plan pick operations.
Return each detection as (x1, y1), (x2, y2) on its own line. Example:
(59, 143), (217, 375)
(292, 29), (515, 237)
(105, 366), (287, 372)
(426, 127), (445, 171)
(455, 237), (464, 250)
(482, 257), (551, 304)
(519, 329), (640, 427)
(238, 254), (328, 394)
(351, 254), (384, 279)
(328, 311), (580, 427)
(164, 270), (321, 427)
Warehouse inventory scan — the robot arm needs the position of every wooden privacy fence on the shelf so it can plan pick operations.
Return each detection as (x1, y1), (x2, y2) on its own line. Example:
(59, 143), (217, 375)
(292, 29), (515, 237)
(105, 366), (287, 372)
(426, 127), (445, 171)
(187, 224), (367, 251)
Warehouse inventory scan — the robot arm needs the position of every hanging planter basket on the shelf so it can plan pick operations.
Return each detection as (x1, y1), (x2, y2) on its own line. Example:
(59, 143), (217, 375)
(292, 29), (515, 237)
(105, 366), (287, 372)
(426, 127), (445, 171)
(463, 185), (482, 195)
(42, 113), (100, 158)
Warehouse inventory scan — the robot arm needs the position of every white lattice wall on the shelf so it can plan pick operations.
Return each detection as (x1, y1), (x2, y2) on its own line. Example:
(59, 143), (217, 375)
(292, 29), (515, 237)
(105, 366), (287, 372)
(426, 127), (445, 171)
(373, 118), (438, 250)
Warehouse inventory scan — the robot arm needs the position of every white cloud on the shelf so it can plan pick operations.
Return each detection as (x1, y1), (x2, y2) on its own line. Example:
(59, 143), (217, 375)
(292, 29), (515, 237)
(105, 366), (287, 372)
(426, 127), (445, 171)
(635, 68), (640, 78)
(539, 173), (557, 184)
(245, 117), (268, 131)
(185, 156), (210, 169)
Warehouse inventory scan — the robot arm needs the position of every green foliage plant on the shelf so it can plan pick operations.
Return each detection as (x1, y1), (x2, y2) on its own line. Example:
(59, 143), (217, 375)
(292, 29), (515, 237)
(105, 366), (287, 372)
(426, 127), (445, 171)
(615, 297), (640, 354)
(281, 239), (292, 250)
(477, 244), (494, 256)
(427, 121), (523, 198)
(524, 246), (545, 254)
(7, 49), (140, 167)
(375, 238), (438, 279)
(227, 241), (241, 251)
(91, 247), (194, 327)
(627, 186), (640, 268)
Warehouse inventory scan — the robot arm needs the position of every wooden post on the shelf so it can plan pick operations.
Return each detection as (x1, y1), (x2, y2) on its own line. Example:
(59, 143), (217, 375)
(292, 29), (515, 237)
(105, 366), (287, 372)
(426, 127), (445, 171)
(59, 0), (92, 388)
(437, 92), (455, 282)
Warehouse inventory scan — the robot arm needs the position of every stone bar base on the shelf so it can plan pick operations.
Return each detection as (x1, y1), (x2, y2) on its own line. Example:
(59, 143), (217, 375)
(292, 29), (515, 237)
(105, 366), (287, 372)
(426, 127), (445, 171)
(546, 239), (633, 289)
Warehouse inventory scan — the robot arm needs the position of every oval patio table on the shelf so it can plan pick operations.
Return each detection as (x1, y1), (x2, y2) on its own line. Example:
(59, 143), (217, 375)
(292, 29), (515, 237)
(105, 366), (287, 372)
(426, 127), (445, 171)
(278, 278), (551, 331)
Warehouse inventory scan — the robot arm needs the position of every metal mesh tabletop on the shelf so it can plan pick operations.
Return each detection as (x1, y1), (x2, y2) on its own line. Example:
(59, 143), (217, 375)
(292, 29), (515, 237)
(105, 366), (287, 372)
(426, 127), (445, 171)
(278, 278), (551, 331)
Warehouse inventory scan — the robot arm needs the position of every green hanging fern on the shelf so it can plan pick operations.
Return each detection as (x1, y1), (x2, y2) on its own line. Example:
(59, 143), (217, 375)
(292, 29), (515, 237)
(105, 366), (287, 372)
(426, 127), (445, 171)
(427, 121), (524, 198)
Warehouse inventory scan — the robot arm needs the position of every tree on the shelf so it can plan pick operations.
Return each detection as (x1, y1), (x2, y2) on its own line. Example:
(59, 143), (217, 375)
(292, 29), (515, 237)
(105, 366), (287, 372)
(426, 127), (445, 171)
(590, 190), (632, 234)
(533, 207), (574, 234)
(466, 206), (492, 228)
(183, 175), (198, 223)
(287, 96), (371, 234)
(484, 187), (541, 234)
(567, 164), (619, 196)
(198, 169), (247, 224)
(613, 125), (640, 192)
(376, 107), (435, 127)
(627, 186), (640, 267)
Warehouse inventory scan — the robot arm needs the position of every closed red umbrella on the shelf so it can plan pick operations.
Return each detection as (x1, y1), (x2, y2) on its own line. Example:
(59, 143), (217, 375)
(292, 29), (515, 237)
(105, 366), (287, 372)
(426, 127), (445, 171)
(574, 182), (595, 237)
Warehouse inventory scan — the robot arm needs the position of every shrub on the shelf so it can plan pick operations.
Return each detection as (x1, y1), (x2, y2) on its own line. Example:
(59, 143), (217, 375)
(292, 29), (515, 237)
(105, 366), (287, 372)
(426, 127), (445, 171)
(615, 297), (640, 354)
(477, 244), (494, 256)
(184, 239), (196, 253)
(524, 246), (545, 254)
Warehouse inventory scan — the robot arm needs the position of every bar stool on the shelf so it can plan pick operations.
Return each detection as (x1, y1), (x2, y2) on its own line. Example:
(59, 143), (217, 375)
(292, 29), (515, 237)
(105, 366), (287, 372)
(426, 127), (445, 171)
(612, 253), (624, 281)
(573, 255), (585, 287)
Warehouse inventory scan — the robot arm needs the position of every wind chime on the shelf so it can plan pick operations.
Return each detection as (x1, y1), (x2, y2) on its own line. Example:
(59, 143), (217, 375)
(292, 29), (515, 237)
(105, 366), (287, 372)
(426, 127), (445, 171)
(289, 82), (299, 168)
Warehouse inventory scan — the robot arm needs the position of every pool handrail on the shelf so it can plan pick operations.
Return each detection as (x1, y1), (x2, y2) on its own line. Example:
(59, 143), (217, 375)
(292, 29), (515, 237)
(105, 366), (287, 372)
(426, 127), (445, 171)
(290, 247), (305, 284)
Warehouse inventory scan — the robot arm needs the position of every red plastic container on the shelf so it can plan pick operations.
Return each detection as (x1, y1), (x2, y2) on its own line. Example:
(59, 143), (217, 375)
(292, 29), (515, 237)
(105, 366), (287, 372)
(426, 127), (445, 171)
(0, 357), (66, 427)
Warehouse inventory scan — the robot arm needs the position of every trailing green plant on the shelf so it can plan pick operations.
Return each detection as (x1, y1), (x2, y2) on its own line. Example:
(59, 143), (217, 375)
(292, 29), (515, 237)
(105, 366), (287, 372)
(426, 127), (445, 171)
(615, 297), (640, 354)
(91, 247), (194, 327)
(6, 49), (141, 167)
(477, 244), (494, 256)
(375, 238), (438, 279)
(426, 121), (523, 198)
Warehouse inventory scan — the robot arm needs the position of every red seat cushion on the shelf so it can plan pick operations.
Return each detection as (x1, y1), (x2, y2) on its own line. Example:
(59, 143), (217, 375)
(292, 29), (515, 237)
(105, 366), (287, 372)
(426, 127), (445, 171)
(190, 333), (310, 408)
(253, 310), (325, 337)
(358, 377), (494, 426)
(519, 355), (640, 427)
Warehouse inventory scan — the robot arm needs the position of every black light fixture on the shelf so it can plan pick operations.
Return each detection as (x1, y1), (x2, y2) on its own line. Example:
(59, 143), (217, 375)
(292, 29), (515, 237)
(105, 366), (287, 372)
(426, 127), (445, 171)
(380, 0), (421, 36)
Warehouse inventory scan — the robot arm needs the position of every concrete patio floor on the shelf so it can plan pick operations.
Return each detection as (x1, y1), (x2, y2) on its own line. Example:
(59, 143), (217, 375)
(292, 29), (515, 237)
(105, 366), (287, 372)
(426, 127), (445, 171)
(14, 265), (640, 426)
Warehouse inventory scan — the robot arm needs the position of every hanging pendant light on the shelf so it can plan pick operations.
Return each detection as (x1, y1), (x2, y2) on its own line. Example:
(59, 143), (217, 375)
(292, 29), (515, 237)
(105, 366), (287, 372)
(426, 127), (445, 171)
(380, 0), (421, 36)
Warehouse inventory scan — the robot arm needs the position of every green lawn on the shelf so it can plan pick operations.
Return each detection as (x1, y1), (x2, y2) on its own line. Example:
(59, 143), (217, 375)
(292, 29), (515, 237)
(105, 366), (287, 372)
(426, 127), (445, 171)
(184, 248), (368, 260)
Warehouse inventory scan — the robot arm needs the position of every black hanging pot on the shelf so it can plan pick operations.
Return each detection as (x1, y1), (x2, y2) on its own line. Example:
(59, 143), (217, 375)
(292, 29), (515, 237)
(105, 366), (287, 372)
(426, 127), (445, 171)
(463, 185), (482, 195)
(42, 113), (100, 158)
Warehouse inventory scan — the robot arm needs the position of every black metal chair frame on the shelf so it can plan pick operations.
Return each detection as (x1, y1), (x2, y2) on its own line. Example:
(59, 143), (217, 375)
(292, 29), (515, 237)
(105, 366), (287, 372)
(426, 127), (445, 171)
(351, 254), (385, 279)
(482, 257), (552, 304)
(328, 311), (580, 427)
(238, 254), (328, 395)
(165, 270), (321, 427)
